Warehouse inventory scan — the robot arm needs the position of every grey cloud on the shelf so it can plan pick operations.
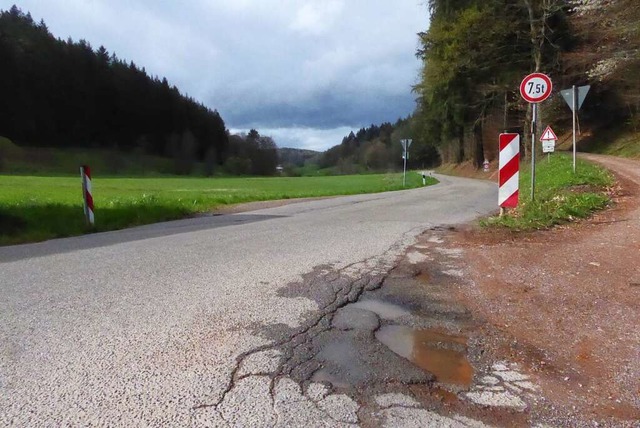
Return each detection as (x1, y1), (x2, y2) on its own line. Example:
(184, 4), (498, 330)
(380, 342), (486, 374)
(220, 90), (413, 129)
(10, 0), (427, 150)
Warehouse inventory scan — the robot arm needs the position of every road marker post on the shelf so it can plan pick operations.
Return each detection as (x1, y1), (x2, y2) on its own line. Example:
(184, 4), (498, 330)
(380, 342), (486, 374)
(80, 165), (95, 226)
(499, 133), (520, 214)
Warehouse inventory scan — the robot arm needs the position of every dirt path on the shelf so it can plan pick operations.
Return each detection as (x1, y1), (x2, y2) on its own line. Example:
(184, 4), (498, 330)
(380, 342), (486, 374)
(448, 154), (640, 425)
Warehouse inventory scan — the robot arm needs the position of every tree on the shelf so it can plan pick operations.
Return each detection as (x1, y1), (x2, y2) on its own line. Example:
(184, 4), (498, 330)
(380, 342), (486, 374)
(0, 7), (229, 172)
(253, 135), (278, 175)
(565, 0), (640, 129)
(364, 141), (389, 170)
(413, 0), (569, 166)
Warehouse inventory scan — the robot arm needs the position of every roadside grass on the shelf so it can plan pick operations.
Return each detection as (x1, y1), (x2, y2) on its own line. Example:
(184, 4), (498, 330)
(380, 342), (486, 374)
(0, 172), (437, 245)
(482, 153), (614, 230)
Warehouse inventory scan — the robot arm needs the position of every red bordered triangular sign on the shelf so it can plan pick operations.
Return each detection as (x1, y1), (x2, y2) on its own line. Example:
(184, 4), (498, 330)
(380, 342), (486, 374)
(540, 126), (558, 141)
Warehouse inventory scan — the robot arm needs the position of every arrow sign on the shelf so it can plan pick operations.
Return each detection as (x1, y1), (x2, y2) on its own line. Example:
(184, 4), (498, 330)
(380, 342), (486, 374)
(561, 85), (590, 112)
(540, 126), (558, 141)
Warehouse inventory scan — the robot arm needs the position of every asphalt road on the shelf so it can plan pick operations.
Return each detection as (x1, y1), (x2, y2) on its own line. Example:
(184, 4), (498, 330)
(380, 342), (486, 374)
(0, 174), (496, 427)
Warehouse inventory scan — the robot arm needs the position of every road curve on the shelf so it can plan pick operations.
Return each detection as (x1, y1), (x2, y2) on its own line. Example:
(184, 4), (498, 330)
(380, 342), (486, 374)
(0, 174), (496, 426)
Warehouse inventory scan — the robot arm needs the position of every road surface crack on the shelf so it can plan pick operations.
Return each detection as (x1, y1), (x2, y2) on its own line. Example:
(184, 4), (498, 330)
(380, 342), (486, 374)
(191, 234), (412, 416)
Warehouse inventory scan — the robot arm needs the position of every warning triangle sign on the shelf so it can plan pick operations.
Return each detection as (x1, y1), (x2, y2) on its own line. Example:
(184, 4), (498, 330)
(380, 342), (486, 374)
(540, 126), (558, 141)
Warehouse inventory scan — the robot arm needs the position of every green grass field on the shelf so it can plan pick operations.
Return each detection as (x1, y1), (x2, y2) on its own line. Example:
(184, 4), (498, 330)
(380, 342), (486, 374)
(483, 153), (613, 230)
(0, 172), (436, 245)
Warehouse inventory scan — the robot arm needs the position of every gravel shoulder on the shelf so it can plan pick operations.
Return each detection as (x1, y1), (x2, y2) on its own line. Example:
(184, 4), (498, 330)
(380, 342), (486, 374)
(448, 154), (640, 425)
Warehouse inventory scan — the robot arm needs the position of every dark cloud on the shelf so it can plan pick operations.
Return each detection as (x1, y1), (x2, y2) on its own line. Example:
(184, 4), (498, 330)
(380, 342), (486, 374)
(221, 91), (414, 129)
(10, 0), (427, 149)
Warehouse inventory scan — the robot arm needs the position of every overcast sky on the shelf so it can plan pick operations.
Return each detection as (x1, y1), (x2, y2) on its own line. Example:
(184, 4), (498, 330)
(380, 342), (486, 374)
(6, 1), (428, 151)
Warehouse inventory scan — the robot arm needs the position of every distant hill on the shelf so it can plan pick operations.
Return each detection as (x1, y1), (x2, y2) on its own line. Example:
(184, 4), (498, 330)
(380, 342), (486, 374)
(317, 118), (440, 175)
(277, 148), (321, 167)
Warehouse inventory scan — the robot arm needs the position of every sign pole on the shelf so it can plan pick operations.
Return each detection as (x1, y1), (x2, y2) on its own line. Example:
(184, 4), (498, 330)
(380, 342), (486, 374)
(520, 72), (552, 202)
(572, 85), (577, 174)
(561, 84), (590, 174)
(400, 139), (412, 187)
(531, 103), (537, 201)
(403, 143), (407, 187)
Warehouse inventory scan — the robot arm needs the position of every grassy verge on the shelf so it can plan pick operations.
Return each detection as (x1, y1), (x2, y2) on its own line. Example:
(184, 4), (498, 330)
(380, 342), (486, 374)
(0, 172), (437, 245)
(482, 153), (613, 230)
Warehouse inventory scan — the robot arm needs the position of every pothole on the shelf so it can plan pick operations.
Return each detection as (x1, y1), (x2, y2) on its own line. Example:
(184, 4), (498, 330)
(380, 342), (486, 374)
(376, 324), (474, 387)
(348, 299), (411, 320)
(310, 369), (351, 389)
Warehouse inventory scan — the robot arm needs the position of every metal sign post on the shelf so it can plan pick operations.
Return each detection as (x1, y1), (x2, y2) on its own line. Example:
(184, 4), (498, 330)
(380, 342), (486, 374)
(560, 85), (591, 174)
(573, 86), (577, 173)
(531, 104), (537, 200)
(400, 139), (412, 187)
(520, 73), (553, 201)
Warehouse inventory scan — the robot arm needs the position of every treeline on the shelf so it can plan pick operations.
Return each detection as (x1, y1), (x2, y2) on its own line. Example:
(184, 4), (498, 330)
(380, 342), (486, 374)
(318, 118), (440, 174)
(225, 129), (278, 176)
(412, 0), (640, 167)
(0, 6), (281, 176)
(277, 148), (321, 175)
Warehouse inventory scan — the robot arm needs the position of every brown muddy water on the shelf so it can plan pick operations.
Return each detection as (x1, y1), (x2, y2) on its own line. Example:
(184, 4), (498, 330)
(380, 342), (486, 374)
(376, 325), (474, 386)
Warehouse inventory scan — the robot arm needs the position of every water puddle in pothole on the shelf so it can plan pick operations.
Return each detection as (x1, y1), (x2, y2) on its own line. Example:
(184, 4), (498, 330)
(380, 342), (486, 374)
(348, 299), (411, 320)
(416, 271), (430, 283)
(376, 325), (474, 386)
(311, 368), (351, 389)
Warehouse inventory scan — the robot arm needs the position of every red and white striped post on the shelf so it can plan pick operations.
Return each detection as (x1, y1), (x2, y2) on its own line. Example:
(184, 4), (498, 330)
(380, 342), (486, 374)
(80, 165), (95, 226)
(499, 133), (520, 211)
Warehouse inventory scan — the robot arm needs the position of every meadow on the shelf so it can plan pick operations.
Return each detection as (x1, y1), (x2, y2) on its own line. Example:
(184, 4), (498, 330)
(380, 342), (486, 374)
(0, 172), (436, 244)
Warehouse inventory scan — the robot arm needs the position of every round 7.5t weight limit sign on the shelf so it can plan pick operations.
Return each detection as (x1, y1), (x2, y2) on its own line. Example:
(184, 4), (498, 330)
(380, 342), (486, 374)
(520, 73), (553, 103)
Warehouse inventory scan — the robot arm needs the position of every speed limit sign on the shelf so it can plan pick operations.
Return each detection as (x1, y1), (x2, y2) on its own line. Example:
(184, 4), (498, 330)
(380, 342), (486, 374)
(520, 73), (553, 103)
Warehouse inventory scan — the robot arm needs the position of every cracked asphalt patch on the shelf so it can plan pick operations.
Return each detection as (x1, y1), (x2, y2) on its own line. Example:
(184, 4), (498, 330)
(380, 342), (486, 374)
(190, 229), (563, 428)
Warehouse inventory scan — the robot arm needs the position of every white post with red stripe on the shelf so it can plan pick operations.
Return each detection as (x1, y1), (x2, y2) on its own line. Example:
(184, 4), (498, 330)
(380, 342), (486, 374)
(499, 133), (520, 209)
(80, 165), (95, 226)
